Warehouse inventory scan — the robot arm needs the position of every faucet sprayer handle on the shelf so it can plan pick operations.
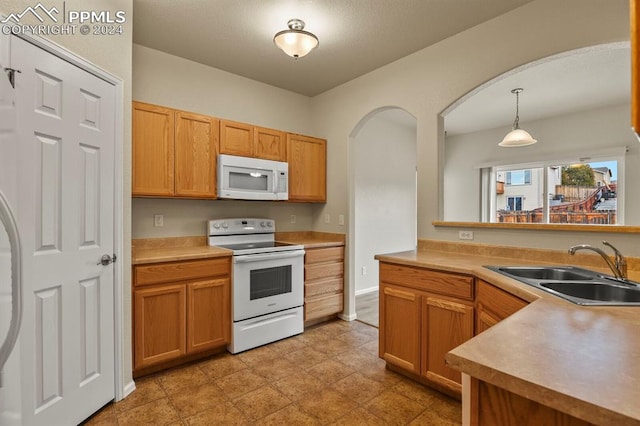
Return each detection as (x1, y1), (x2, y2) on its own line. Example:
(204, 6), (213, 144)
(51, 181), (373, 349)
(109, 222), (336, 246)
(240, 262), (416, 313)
(602, 241), (627, 278)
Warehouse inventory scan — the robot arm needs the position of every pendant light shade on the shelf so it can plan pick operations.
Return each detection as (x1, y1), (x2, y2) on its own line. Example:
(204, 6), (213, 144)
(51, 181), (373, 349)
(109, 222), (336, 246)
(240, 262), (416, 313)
(274, 19), (319, 59)
(499, 88), (537, 147)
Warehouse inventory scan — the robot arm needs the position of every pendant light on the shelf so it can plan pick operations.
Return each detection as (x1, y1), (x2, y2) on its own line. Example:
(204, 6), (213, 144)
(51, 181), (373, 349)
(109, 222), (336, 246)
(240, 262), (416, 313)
(499, 88), (537, 147)
(274, 19), (319, 59)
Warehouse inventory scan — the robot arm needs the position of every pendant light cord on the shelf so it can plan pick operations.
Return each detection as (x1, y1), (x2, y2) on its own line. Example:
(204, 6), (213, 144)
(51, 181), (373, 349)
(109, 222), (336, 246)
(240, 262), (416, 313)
(512, 90), (520, 130)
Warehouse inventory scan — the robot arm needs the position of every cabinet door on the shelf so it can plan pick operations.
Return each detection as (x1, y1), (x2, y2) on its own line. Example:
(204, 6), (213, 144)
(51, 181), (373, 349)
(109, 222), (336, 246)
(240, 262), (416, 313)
(475, 280), (528, 335)
(187, 278), (230, 353)
(220, 120), (253, 157)
(134, 284), (186, 369)
(287, 134), (327, 202)
(422, 296), (474, 393)
(132, 102), (175, 196)
(476, 308), (500, 335)
(379, 283), (421, 374)
(175, 111), (219, 198)
(254, 126), (286, 161)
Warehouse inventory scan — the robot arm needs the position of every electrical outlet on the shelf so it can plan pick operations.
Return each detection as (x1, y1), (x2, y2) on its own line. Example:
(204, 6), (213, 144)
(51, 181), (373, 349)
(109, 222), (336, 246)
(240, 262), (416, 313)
(154, 214), (164, 227)
(290, 214), (296, 224)
(458, 230), (474, 240)
(324, 213), (330, 224)
(339, 214), (345, 226)
(362, 266), (367, 275)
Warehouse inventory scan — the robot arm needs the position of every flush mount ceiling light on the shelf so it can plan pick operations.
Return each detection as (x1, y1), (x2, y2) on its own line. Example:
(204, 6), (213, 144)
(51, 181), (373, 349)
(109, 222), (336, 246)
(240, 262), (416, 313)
(499, 88), (537, 147)
(273, 19), (319, 59)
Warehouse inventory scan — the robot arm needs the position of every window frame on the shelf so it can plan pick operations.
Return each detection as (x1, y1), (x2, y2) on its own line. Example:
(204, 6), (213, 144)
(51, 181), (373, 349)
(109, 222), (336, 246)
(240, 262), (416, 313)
(479, 147), (626, 225)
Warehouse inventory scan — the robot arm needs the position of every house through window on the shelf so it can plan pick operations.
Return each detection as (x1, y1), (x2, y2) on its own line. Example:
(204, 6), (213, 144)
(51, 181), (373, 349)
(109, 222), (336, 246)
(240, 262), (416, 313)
(483, 153), (623, 225)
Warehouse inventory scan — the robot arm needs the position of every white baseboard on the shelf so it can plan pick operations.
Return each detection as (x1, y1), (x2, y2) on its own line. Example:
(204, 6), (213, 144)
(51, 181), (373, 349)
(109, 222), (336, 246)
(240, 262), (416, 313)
(339, 313), (357, 321)
(121, 380), (136, 400)
(355, 286), (379, 296)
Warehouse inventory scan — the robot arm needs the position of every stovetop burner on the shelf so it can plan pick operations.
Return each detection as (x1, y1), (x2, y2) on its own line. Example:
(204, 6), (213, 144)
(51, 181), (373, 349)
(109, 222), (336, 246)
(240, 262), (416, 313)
(208, 218), (303, 255)
(216, 241), (298, 251)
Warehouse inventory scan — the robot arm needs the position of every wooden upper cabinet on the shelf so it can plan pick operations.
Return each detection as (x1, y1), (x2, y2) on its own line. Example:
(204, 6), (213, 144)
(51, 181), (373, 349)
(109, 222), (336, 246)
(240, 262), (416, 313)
(132, 102), (175, 196)
(175, 112), (219, 198)
(632, 0), (640, 133)
(219, 120), (253, 157)
(287, 134), (327, 202)
(255, 127), (286, 161)
(133, 102), (219, 199)
(220, 121), (286, 161)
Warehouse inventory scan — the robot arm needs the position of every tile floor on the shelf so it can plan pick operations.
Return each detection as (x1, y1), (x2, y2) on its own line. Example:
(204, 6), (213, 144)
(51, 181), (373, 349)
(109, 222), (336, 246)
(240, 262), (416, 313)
(355, 291), (379, 328)
(84, 320), (461, 425)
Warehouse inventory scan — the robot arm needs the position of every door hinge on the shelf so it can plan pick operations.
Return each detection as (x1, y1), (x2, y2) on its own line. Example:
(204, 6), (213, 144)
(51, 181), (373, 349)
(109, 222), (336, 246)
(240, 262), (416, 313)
(4, 68), (21, 89)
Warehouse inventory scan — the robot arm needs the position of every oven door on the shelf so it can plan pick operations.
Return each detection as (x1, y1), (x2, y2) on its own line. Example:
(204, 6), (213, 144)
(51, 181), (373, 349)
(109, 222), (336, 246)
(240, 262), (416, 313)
(232, 249), (304, 321)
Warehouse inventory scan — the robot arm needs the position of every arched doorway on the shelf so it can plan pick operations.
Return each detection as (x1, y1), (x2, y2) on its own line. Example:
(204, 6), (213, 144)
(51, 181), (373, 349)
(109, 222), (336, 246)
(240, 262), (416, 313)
(347, 107), (417, 326)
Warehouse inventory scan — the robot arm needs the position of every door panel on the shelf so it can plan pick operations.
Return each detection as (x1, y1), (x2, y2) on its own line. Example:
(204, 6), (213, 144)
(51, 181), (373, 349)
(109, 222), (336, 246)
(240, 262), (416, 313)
(13, 36), (116, 425)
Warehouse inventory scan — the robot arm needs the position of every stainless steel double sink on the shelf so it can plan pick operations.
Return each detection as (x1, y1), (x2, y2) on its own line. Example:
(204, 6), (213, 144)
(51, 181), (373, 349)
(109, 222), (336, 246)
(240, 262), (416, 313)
(485, 265), (640, 306)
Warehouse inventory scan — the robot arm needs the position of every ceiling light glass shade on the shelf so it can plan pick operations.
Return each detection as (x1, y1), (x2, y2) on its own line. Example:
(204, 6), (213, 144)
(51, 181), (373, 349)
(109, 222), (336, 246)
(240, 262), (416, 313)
(499, 128), (537, 147)
(274, 19), (319, 58)
(499, 88), (537, 147)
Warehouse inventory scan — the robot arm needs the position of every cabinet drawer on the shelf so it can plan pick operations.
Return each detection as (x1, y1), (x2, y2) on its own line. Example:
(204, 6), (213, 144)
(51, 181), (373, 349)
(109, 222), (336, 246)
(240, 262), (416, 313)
(305, 277), (343, 298)
(380, 262), (473, 300)
(476, 280), (528, 320)
(306, 262), (344, 281)
(135, 257), (230, 286)
(305, 293), (343, 321)
(305, 246), (344, 264)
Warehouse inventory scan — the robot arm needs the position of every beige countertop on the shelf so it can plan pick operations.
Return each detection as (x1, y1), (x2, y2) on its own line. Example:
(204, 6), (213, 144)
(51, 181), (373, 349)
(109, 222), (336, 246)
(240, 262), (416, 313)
(375, 248), (640, 426)
(275, 231), (345, 249)
(132, 245), (232, 264)
(132, 232), (345, 264)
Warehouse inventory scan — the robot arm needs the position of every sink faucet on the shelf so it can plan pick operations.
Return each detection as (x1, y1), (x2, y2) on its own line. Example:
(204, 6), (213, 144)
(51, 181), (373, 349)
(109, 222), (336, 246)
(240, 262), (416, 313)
(568, 241), (627, 280)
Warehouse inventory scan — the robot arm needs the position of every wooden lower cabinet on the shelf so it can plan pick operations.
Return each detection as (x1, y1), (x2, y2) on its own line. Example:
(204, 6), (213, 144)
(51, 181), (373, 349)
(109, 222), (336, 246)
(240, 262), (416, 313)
(475, 279), (528, 334)
(422, 296), (473, 393)
(304, 245), (344, 325)
(379, 262), (474, 397)
(134, 284), (187, 368)
(471, 379), (593, 426)
(187, 279), (230, 352)
(133, 257), (231, 374)
(379, 284), (421, 373)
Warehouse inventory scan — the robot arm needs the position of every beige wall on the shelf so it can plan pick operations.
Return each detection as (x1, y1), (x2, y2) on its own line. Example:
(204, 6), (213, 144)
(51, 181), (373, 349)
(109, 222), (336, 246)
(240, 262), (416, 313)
(1, 0), (134, 396)
(131, 44), (323, 238)
(310, 0), (639, 255)
(445, 103), (638, 223)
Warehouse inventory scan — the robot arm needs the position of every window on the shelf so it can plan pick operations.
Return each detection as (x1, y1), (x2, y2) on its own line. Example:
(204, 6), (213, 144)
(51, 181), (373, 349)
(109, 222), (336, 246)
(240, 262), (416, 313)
(506, 196), (523, 211)
(482, 153), (623, 225)
(505, 170), (531, 186)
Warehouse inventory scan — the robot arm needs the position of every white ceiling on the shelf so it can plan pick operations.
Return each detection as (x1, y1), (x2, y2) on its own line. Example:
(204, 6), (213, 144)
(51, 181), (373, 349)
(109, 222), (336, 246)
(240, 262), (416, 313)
(444, 44), (631, 135)
(132, 0), (535, 97)
(133, 1), (629, 135)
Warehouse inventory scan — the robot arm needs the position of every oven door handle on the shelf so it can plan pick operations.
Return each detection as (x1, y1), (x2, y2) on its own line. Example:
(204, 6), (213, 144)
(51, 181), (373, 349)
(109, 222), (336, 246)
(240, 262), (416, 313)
(233, 249), (305, 263)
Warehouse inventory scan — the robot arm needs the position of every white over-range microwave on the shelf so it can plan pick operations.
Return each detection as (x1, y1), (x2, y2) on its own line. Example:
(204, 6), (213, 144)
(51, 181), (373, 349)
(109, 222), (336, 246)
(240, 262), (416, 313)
(217, 154), (289, 200)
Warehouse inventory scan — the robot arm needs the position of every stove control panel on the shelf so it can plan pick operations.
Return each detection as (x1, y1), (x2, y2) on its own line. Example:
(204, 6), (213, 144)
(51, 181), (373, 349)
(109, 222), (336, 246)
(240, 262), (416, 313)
(208, 218), (275, 235)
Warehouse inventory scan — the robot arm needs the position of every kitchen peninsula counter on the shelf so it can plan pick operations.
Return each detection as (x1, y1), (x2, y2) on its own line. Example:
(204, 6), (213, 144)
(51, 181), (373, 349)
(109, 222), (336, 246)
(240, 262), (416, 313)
(375, 243), (640, 425)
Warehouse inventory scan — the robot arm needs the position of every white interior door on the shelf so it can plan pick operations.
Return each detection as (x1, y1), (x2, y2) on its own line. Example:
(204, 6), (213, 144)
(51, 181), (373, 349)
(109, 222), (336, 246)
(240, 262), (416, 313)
(12, 35), (116, 425)
(0, 33), (23, 426)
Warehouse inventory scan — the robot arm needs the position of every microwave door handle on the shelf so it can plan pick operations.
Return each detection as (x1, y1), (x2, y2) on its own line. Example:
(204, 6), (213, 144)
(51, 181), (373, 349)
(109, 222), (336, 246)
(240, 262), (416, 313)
(234, 250), (305, 263)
